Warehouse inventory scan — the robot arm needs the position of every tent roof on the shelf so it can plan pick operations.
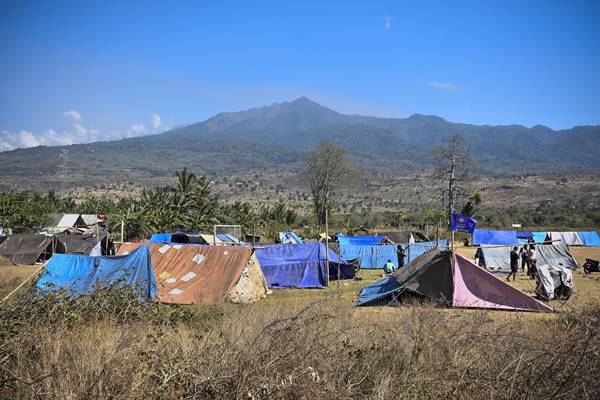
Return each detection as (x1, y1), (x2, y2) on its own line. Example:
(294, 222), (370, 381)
(481, 242), (579, 271)
(0, 234), (53, 264)
(549, 232), (583, 246)
(337, 234), (385, 246)
(55, 232), (107, 255)
(578, 231), (600, 247)
(355, 249), (552, 312)
(472, 229), (518, 246)
(255, 242), (354, 288)
(35, 245), (155, 299)
(379, 231), (430, 244)
(119, 243), (265, 304)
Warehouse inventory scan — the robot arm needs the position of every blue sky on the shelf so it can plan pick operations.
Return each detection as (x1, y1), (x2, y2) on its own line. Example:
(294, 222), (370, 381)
(1, 0), (599, 150)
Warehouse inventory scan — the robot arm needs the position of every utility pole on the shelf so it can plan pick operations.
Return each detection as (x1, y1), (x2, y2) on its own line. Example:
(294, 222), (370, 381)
(325, 209), (330, 287)
(448, 151), (456, 252)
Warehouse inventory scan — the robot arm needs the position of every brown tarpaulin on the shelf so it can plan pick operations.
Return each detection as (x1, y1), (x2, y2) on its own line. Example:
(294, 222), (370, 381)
(118, 243), (267, 304)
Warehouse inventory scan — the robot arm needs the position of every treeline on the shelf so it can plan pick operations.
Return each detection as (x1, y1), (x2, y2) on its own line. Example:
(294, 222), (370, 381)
(0, 168), (303, 241)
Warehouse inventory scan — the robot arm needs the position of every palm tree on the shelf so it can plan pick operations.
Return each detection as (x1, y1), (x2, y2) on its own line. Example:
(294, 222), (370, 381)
(175, 167), (197, 194)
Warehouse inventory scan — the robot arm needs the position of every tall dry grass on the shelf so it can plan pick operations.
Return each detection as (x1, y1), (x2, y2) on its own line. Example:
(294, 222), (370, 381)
(0, 288), (599, 399)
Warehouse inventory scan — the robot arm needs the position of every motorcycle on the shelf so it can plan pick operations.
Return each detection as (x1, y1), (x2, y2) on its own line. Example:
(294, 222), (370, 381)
(583, 258), (599, 274)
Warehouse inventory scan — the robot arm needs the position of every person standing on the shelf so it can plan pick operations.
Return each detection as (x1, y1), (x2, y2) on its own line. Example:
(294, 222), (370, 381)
(528, 245), (537, 279)
(507, 246), (519, 282)
(397, 246), (406, 268)
(519, 245), (529, 273)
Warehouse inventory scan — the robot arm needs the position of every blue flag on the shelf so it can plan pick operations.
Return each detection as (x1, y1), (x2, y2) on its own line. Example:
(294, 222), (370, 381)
(450, 213), (477, 233)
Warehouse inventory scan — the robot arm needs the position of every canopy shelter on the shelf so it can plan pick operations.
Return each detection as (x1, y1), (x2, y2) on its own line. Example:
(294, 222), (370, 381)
(472, 230), (518, 246)
(0, 234), (54, 264)
(255, 242), (355, 289)
(119, 243), (268, 304)
(337, 234), (395, 269)
(379, 231), (430, 244)
(55, 231), (110, 256)
(480, 242), (578, 271)
(548, 232), (583, 246)
(354, 249), (552, 312)
(35, 245), (156, 299)
(578, 231), (600, 247)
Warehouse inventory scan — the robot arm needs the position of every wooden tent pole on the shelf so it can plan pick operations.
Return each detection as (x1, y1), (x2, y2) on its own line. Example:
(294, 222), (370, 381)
(325, 209), (330, 288)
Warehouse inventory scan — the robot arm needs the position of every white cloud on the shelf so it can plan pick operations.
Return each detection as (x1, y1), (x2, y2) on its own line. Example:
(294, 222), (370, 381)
(63, 110), (81, 121)
(73, 123), (87, 135)
(128, 124), (146, 134)
(384, 16), (391, 31)
(426, 82), (460, 92)
(151, 114), (161, 129)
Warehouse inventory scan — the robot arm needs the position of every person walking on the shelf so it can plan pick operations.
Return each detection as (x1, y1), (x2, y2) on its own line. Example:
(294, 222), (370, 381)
(507, 246), (519, 282)
(397, 246), (406, 268)
(528, 245), (537, 279)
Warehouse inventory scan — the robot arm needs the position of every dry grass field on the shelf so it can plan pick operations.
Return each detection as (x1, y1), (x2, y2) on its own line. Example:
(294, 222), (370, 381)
(0, 245), (599, 399)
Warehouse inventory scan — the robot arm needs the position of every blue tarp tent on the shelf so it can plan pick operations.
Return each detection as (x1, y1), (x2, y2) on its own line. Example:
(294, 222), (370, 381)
(279, 232), (303, 244)
(337, 234), (385, 246)
(35, 245), (156, 299)
(401, 240), (449, 264)
(578, 231), (600, 247)
(532, 232), (549, 244)
(337, 234), (394, 269)
(256, 242), (354, 288)
(472, 230), (518, 246)
(149, 233), (172, 243)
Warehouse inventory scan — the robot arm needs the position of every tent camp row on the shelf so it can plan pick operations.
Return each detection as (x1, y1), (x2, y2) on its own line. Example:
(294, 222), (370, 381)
(472, 229), (600, 246)
(33, 239), (357, 304)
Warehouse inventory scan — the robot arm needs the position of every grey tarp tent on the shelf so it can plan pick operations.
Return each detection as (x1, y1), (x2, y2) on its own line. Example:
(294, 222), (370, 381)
(379, 231), (430, 244)
(0, 234), (54, 264)
(55, 232), (108, 255)
(480, 242), (578, 271)
(548, 232), (583, 246)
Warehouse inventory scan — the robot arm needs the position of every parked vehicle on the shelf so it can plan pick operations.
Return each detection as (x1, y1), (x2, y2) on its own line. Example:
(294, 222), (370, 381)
(583, 258), (599, 274)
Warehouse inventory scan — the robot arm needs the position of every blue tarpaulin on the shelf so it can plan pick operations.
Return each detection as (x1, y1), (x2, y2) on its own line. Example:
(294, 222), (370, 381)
(578, 231), (600, 247)
(517, 231), (533, 238)
(354, 275), (403, 306)
(337, 234), (385, 246)
(256, 242), (354, 288)
(472, 230), (518, 246)
(279, 232), (304, 244)
(35, 245), (156, 299)
(401, 240), (448, 264)
(149, 233), (172, 243)
(532, 232), (549, 243)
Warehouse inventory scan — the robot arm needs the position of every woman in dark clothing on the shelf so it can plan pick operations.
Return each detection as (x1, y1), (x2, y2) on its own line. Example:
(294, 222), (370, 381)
(519, 245), (529, 273)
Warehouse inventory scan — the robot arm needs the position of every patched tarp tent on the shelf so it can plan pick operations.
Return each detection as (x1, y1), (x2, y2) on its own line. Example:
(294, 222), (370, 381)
(578, 231), (600, 247)
(480, 242), (578, 271)
(119, 243), (268, 304)
(0, 234), (54, 264)
(472, 230), (518, 246)
(549, 232), (583, 246)
(256, 242), (355, 289)
(337, 234), (395, 269)
(35, 245), (156, 299)
(355, 249), (552, 312)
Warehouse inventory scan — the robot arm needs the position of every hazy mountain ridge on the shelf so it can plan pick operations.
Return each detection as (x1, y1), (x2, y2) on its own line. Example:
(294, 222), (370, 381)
(0, 97), (599, 191)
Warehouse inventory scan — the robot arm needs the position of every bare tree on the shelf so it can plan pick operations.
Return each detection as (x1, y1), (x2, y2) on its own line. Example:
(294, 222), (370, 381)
(431, 135), (475, 218)
(306, 140), (353, 227)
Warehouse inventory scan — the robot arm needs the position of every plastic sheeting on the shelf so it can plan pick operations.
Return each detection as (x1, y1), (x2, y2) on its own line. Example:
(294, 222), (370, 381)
(35, 245), (156, 299)
(480, 242), (578, 271)
(278, 232), (303, 244)
(549, 232), (583, 246)
(340, 243), (398, 269)
(472, 230), (518, 245)
(149, 233), (172, 243)
(401, 240), (448, 264)
(452, 254), (552, 312)
(337, 234), (385, 246)
(578, 231), (600, 247)
(536, 265), (573, 300)
(532, 232), (549, 243)
(256, 243), (354, 288)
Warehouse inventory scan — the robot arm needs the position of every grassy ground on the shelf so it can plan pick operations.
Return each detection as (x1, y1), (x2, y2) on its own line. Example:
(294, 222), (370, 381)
(1, 245), (599, 399)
